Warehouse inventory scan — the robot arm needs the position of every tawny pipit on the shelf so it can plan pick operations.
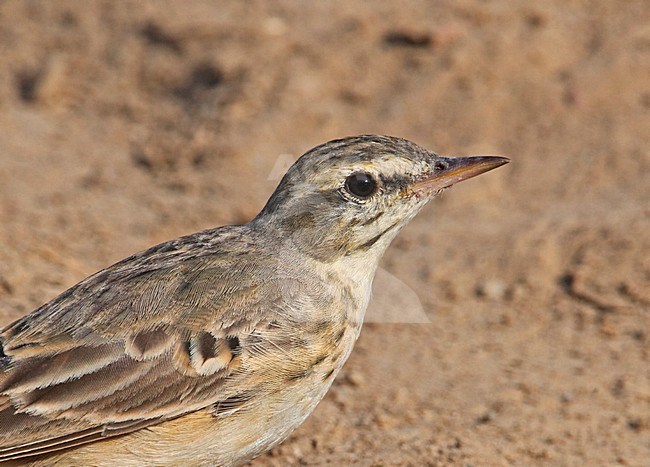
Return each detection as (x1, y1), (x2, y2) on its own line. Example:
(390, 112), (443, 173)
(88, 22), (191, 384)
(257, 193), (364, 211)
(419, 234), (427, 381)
(0, 135), (507, 465)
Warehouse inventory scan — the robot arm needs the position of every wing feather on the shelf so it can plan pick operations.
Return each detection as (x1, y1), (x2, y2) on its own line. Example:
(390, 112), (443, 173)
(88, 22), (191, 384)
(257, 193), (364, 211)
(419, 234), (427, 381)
(0, 227), (286, 461)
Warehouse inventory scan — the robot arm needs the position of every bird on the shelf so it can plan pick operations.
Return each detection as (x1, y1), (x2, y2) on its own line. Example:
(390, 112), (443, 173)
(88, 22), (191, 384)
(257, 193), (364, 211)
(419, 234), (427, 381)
(0, 135), (508, 466)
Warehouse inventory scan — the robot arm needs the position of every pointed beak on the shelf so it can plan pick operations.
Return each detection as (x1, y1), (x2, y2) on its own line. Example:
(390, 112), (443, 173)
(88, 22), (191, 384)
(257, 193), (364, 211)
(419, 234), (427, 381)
(412, 155), (509, 196)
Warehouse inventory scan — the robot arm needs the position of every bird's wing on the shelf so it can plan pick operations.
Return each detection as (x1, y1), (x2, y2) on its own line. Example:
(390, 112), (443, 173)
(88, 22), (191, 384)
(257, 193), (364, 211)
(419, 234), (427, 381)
(0, 228), (295, 461)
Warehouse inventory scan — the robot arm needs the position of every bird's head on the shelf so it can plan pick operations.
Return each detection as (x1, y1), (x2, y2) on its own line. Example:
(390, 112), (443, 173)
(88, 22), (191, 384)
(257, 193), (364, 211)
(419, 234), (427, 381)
(255, 135), (508, 263)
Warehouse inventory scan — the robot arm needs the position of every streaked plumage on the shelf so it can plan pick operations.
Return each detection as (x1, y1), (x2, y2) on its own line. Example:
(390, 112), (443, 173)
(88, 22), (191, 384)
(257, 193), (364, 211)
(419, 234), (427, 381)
(0, 135), (508, 465)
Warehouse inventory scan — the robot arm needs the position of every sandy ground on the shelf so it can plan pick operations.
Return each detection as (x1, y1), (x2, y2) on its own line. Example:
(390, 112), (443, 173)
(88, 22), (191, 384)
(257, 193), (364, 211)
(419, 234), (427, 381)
(0, 1), (648, 465)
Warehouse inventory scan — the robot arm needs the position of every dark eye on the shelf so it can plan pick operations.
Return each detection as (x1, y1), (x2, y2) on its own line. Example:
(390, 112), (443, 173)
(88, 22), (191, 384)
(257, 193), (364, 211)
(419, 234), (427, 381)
(344, 173), (377, 198)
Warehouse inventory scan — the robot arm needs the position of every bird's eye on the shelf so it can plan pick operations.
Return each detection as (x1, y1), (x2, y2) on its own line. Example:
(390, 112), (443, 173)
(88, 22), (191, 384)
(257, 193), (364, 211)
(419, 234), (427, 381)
(344, 172), (377, 199)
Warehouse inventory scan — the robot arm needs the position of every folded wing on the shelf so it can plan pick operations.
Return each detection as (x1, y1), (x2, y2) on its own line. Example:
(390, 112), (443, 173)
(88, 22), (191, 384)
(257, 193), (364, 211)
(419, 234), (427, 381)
(0, 228), (276, 461)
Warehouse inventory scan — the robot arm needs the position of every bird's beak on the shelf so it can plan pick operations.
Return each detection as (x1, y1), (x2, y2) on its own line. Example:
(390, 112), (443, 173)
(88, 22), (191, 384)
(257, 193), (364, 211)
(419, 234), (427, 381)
(412, 155), (509, 196)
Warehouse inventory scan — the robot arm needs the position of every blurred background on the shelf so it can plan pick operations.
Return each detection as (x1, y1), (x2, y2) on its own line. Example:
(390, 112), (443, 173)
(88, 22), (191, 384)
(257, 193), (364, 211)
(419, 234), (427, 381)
(0, 1), (648, 464)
